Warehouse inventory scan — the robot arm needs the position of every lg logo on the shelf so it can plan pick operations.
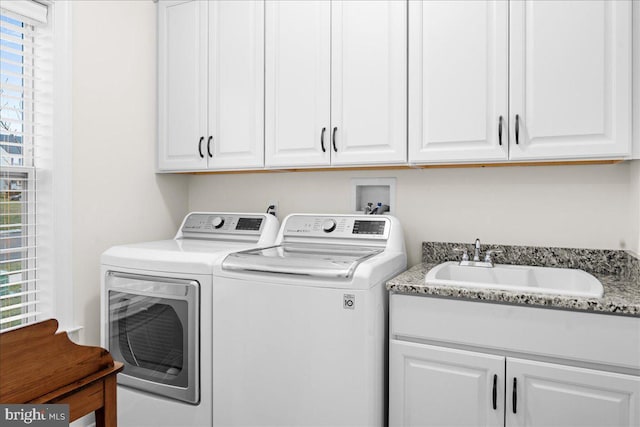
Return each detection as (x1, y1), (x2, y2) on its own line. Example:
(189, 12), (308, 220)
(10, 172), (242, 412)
(343, 294), (355, 310)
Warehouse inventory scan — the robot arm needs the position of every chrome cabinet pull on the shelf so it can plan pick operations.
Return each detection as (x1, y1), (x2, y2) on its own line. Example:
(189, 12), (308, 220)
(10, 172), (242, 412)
(498, 116), (503, 146)
(207, 136), (213, 158)
(198, 136), (204, 158)
(332, 127), (338, 152)
(320, 127), (326, 153)
(515, 115), (520, 145)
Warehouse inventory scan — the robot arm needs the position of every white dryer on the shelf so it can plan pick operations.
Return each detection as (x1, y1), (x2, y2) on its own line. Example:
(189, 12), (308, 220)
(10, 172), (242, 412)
(213, 214), (407, 427)
(100, 212), (279, 427)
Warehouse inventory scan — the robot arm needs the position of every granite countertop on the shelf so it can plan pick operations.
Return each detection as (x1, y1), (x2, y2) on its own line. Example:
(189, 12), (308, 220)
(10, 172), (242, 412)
(387, 242), (640, 317)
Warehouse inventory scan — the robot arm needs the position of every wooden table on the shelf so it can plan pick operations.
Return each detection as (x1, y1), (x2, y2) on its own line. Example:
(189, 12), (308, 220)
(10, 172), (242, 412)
(0, 319), (124, 427)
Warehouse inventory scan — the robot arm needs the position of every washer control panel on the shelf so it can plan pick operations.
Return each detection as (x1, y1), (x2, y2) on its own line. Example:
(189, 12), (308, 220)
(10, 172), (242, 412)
(182, 213), (264, 235)
(283, 215), (390, 240)
(352, 219), (386, 235)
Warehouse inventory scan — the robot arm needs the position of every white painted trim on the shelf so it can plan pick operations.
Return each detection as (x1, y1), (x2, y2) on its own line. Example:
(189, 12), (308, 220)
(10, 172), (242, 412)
(0, 0), (48, 24)
(49, 0), (75, 331)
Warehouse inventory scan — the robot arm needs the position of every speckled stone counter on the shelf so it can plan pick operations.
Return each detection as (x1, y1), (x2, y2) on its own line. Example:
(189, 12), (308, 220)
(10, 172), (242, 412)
(387, 242), (640, 317)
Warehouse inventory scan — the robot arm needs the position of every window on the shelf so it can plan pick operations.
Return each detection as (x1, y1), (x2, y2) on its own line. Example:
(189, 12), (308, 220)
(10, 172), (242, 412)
(1, 0), (58, 332)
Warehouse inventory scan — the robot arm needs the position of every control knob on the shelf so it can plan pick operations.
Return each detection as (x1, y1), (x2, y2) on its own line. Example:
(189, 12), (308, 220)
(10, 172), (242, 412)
(211, 216), (225, 229)
(321, 219), (337, 233)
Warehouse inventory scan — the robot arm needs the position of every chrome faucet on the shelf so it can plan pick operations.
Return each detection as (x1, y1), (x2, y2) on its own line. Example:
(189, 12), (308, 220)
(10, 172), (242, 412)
(473, 238), (481, 261)
(484, 249), (502, 265)
(454, 238), (502, 268)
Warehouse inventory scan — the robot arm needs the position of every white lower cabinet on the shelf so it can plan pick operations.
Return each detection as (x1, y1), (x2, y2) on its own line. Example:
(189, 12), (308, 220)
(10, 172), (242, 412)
(390, 341), (504, 427)
(390, 341), (640, 427)
(507, 358), (640, 427)
(389, 295), (640, 427)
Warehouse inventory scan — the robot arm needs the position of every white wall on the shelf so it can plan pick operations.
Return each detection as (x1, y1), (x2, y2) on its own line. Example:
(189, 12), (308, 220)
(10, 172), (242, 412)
(72, 1), (188, 346)
(189, 163), (636, 266)
(67, 1), (639, 349)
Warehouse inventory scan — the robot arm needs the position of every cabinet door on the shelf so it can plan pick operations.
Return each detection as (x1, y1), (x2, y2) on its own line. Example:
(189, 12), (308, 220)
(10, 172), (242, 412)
(509, 0), (632, 160)
(208, 0), (264, 169)
(158, 0), (208, 171)
(331, 0), (407, 165)
(265, 0), (331, 168)
(389, 340), (504, 427)
(408, 0), (508, 163)
(506, 358), (640, 427)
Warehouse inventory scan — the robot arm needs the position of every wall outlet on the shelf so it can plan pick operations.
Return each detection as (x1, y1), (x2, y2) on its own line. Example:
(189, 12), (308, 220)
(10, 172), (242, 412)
(267, 201), (278, 218)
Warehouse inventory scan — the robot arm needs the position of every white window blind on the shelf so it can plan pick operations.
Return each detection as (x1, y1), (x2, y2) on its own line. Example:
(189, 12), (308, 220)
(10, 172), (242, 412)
(0, 2), (53, 331)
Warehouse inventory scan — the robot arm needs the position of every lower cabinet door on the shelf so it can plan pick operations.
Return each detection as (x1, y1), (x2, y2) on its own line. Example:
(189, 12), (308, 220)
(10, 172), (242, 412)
(389, 340), (505, 427)
(506, 358), (640, 427)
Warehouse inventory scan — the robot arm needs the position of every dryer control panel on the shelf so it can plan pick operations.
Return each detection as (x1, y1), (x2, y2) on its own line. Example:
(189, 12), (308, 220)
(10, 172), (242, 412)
(282, 215), (390, 240)
(181, 213), (264, 236)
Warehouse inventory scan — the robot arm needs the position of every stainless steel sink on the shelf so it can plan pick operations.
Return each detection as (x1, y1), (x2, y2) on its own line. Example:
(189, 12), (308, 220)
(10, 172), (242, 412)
(425, 261), (604, 298)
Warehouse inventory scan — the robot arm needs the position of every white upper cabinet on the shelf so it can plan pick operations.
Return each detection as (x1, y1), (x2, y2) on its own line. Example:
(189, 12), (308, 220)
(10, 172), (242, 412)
(158, 0), (208, 171)
(265, 0), (407, 168)
(160, 0), (633, 171)
(158, 0), (264, 171)
(331, 0), (407, 165)
(208, 0), (264, 169)
(509, 0), (632, 160)
(265, 0), (331, 167)
(408, 0), (509, 163)
(409, 0), (632, 164)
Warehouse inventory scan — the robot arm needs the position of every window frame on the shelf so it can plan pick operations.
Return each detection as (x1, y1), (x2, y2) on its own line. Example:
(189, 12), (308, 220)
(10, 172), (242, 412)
(0, 0), (74, 334)
(48, 0), (74, 334)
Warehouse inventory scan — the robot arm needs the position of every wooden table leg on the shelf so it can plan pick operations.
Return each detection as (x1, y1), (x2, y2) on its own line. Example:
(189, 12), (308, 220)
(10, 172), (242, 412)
(96, 375), (118, 427)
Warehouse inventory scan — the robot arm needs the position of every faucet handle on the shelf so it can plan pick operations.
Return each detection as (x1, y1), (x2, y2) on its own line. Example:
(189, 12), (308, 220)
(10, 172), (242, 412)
(453, 247), (470, 262)
(483, 249), (503, 264)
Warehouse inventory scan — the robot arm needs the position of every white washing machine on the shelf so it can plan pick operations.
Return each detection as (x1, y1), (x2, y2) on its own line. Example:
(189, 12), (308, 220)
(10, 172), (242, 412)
(100, 212), (279, 427)
(212, 213), (407, 427)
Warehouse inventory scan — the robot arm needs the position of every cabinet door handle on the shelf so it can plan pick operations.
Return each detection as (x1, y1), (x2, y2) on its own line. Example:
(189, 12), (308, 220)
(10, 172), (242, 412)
(492, 374), (497, 410)
(498, 116), (503, 146)
(512, 377), (517, 414)
(207, 136), (213, 158)
(320, 127), (326, 153)
(332, 127), (338, 152)
(198, 136), (204, 158)
(515, 115), (520, 145)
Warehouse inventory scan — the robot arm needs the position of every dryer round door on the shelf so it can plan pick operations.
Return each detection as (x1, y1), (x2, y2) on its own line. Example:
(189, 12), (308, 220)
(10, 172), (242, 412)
(106, 272), (200, 404)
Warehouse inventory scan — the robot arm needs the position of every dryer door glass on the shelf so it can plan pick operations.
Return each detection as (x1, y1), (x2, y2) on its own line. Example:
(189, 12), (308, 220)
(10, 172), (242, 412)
(106, 272), (199, 404)
(110, 293), (187, 385)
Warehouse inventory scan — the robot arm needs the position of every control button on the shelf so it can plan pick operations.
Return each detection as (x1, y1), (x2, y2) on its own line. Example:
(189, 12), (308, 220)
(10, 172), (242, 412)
(322, 219), (337, 233)
(211, 216), (225, 229)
